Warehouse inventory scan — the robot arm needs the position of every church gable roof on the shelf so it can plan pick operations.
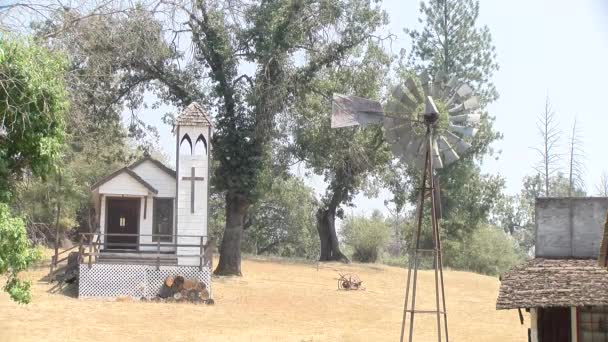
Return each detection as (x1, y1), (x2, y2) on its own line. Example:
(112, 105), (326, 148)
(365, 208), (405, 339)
(128, 156), (176, 178)
(175, 102), (212, 126)
(91, 167), (158, 194)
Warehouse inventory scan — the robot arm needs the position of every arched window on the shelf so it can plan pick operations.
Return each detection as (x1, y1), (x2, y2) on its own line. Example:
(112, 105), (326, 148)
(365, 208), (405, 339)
(179, 134), (192, 155)
(194, 134), (207, 155)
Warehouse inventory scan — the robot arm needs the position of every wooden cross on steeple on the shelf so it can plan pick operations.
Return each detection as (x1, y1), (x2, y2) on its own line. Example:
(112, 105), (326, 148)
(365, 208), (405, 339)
(182, 167), (205, 213)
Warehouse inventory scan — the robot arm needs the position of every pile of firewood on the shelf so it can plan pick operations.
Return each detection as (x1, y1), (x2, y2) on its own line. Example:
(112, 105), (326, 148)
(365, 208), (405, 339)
(154, 276), (213, 304)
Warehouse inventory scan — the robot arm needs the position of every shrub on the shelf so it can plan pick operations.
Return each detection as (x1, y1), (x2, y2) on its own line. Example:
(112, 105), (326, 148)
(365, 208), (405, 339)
(444, 225), (524, 276)
(0, 204), (41, 303)
(341, 211), (389, 263)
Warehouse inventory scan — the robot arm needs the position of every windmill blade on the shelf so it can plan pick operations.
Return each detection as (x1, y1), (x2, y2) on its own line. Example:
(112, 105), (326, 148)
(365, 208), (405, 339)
(449, 113), (481, 125)
(405, 77), (423, 102)
(448, 96), (480, 114)
(404, 137), (425, 160)
(456, 84), (473, 98)
(383, 117), (400, 142)
(449, 123), (478, 137)
(432, 139), (443, 169)
(390, 86), (418, 111)
(331, 94), (384, 128)
(385, 121), (414, 145)
(437, 136), (460, 165)
(384, 100), (412, 116)
(444, 131), (472, 154)
(390, 137), (411, 158)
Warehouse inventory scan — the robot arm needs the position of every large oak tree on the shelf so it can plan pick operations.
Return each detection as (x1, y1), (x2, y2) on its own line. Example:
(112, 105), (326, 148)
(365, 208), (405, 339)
(157, 0), (387, 275)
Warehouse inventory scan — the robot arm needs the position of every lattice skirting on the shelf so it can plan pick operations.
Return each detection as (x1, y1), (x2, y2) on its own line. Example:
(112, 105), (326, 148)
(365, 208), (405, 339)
(78, 263), (212, 299)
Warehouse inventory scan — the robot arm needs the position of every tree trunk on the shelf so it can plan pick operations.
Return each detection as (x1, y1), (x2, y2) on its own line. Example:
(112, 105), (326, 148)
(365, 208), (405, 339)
(316, 204), (349, 263)
(214, 192), (250, 276)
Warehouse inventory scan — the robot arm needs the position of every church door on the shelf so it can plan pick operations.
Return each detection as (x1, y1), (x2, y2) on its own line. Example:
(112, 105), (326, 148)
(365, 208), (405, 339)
(106, 198), (140, 250)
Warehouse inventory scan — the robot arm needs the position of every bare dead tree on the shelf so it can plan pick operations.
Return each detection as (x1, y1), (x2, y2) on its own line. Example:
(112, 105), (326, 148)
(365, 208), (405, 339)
(595, 172), (608, 197)
(532, 95), (560, 197)
(567, 117), (585, 197)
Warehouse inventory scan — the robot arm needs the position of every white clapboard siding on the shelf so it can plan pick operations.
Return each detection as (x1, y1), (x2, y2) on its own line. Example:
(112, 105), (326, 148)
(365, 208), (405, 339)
(130, 160), (176, 198)
(176, 124), (210, 266)
(98, 173), (150, 196)
(129, 161), (176, 251)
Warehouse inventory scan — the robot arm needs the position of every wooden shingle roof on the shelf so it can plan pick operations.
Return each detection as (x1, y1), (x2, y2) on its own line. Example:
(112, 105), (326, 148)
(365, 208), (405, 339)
(496, 258), (608, 310)
(175, 102), (212, 126)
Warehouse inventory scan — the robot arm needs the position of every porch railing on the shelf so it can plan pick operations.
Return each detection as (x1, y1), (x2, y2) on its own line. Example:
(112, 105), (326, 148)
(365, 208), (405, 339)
(49, 232), (212, 281)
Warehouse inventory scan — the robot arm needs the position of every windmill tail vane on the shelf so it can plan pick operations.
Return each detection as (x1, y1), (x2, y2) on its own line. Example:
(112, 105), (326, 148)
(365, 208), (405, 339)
(329, 72), (482, 342)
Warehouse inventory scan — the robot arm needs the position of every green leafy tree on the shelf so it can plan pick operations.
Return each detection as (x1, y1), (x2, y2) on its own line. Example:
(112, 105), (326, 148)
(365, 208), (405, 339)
(0, 37), (67, 202)
(143, 0), (387, 275)
(0, 204), (40, 303)
(12, 8), (183, 241)
(406, 0), (499, 104)
(492, 174), (542, 255)
(242, 176), (319, 259)
(341, 210), (390, 263)
(397, 0), (503, 254)
(292, 43), (391, 262)
(209, 175), (319, 260)
(0, 36), (67, 302)
(447, 225), (524, 276)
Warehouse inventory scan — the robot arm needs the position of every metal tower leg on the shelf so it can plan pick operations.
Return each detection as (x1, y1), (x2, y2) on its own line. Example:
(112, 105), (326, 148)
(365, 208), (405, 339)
(400, 126), (449, 342)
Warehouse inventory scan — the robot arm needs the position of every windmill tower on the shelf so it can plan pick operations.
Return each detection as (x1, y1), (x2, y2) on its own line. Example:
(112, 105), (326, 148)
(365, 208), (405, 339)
(175, 102), (212, 266)
(331, 72), (481, 342)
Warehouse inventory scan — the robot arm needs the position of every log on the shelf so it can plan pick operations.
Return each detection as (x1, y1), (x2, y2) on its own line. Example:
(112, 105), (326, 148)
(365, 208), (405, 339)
(172, 276), (185, 291)
(186, 289), (199, 301)
(158, 284), (173, 299)
(183, 278), (195, 290)
(200, 288), (210, 300)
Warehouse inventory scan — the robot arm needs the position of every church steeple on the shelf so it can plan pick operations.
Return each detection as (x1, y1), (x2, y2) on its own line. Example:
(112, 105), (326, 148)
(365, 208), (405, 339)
(175, 102), (212, 266)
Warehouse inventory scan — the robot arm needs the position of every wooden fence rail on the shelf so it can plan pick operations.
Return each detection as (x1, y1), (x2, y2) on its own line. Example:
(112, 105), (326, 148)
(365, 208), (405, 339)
(49, 232), (213, 282)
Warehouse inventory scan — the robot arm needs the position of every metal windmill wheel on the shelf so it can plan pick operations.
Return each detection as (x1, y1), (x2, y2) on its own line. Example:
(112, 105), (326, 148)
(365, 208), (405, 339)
(330, 71), (481, 342)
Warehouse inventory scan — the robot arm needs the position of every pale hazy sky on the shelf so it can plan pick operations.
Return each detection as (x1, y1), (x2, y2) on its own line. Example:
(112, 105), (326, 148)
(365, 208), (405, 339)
(143, 0), (608, 215)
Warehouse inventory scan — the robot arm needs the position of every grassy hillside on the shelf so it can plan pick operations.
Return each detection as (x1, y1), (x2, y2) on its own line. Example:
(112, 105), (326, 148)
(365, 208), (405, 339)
(0, 256), (526, 341)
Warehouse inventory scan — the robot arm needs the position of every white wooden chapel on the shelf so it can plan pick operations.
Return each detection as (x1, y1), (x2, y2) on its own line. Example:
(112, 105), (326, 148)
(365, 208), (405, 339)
(90, 102), (212, 266)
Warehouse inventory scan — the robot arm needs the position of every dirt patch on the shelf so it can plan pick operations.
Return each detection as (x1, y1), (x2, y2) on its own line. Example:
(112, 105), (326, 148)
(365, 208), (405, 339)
(0, 256), (526, 342)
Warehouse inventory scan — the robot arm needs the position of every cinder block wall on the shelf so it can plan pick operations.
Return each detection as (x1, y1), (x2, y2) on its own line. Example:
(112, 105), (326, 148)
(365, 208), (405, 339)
(536, 197), (608, 258)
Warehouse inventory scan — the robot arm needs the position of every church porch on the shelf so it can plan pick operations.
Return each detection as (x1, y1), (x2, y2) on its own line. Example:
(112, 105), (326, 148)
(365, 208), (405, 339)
(71, 231), (213, 299)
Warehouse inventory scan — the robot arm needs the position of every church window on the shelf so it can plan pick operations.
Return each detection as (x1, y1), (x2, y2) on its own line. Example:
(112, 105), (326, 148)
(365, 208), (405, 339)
(194, 134), (207, 155)
(179, 134), (192, 155)
(153, 198), (173, 242)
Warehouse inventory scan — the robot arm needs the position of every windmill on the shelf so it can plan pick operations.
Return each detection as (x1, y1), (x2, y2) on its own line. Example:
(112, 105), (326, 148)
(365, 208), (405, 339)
(330, 71), (480, 342)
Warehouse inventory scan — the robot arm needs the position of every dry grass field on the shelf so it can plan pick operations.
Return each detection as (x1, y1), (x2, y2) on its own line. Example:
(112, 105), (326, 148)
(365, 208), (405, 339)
(0, 255), (526, 342)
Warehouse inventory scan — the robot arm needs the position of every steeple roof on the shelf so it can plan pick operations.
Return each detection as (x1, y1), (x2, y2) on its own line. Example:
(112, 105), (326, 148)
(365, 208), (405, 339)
(175, 102), (212, 126)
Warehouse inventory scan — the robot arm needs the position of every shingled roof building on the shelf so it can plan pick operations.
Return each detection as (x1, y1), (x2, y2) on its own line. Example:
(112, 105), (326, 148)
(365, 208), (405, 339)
(497, 198), (608, 342)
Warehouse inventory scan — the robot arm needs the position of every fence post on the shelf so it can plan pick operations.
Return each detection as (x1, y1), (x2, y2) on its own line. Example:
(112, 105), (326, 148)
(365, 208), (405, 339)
(88, 236), (92, 269)
(199, 236), (204, 271)
(48, 254), (55, 284)
(156, 239), (161, 270)
(78, 235), (84, 264)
